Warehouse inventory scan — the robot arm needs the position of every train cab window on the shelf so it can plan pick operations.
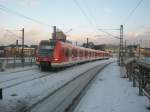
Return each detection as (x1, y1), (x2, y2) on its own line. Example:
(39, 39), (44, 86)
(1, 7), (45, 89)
(38, 40), (56, 56)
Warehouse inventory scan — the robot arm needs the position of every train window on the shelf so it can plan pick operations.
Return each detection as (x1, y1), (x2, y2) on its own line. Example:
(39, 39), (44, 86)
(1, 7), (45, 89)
(77, 50), (80, 57)
(83, 51), (85, 57)
(68, 49), (72, 57)
(85, 51), (88, 57)
(69, 49), (72, 57)
(60, 47), (64, 57)
(38, 40), (56, 56)
(80, 50), (83, 57)
(75, 50), (77, 57)
(65, 48), (69, 57)
(84, 51), (86, 57)
(38, 48), (53, 56)
(72, 49), (75, 57)
(89, 52), (91, 57)
(91, 52), (93, 57)
(73, 49), (77, 57)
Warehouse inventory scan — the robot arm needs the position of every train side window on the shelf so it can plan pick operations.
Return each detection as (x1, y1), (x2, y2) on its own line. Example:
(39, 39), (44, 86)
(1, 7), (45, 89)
(80, 50), (82, 57)
(86, 51), (88, 57)
(65, 48), (69, 57)
(75, 49), (77, 57)
(77, 50), (80, 57)
(61, 47), (64, 55)
(73, 49), (77, 57)
(73, 49), (75, 57)
(83, 50), (85, 57)
(68, 49), (72, 57)
(82, 51), (83, 57)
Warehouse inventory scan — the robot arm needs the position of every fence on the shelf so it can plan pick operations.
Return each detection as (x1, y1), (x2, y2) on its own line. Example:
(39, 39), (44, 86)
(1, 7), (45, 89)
(125, 58), (150, 108)
(0, 57), (36, 71)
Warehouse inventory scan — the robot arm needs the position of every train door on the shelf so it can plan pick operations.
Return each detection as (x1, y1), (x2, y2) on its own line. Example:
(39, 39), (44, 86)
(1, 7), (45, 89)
(68, 48), (72, 63)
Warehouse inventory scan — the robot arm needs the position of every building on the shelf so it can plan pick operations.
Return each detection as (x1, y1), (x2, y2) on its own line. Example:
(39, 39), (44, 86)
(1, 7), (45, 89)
(0, 46), (6, 57)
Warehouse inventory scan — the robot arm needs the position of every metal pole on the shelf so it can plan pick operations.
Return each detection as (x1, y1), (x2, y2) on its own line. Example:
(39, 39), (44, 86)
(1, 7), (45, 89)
(125, 40), (127, 59)
(75, 41), (77, 46)
(21, 28), (24, 67)
(119, 36), (121, 65)
(87, 38), (89, 48)
(120, 25), (124, 66)
(53, 26), (56, 40)
(139, 43), (140, 59)
(0, 88), (2, 99)
(16, 40), (18, 57)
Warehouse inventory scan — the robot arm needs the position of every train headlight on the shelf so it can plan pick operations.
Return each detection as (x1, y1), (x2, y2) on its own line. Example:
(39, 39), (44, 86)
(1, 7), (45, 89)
(54, 58), (59, 61)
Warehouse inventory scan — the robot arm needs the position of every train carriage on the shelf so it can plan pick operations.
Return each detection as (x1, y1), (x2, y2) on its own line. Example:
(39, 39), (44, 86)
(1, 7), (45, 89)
(36, 40), (110, 71)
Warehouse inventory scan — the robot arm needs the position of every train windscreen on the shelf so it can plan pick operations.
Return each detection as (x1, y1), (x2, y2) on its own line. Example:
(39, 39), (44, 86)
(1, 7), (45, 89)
(38, 41), (56, 56)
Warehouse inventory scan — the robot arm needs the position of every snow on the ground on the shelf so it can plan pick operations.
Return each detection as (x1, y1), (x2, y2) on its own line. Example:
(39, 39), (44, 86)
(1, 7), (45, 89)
(0, 65), (37, 75)
(0, 66), (40, 89)
(0, 58), (114, 112)
(3, 59), (113, 100)
(0, 66), (40, 82)
(74, 62), (149, 112)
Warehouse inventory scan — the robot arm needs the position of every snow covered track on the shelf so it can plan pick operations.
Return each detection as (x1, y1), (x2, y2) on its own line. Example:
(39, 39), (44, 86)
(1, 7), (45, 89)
(0, 71), (53, 89)
(0, 59), (114, 112)
(22, 61), (112, 112)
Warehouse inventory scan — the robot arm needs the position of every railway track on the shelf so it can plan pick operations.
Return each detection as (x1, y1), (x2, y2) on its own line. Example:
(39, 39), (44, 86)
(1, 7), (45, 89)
(0, 71), (41, 83)
(0, 59), (115, 112)
(0, 64), (78, 90)
(0, 64), (77, 89)
(21, 61), (113, 112)
(0, 71), (54, 89)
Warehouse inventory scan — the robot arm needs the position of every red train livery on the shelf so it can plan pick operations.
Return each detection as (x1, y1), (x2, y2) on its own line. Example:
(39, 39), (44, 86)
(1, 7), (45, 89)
(36, 40), (110, 70)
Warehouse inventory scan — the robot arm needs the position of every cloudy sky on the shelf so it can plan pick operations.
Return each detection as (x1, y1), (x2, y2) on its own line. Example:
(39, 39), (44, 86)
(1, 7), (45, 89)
(0, 0), (150, 47)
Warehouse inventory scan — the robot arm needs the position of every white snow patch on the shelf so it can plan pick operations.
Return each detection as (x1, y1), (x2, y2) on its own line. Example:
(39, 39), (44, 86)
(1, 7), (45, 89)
(74, 63), (149, 112)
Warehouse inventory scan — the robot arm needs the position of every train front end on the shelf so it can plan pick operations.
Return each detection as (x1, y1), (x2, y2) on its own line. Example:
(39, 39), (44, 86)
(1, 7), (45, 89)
(36, 40), (56, 70)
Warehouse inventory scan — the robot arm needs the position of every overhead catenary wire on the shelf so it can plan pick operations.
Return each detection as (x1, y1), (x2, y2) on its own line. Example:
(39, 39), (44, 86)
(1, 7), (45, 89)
(122, 0), (144, 24)
(5, 30), (21, 39)
(98, 28), (120, 39)
(73, 0), (95, 27)
(0, 4), (53, 27)
(82, 1), (98, 26)
(0, 26), (21, 39)
(73, 0), (102, 39)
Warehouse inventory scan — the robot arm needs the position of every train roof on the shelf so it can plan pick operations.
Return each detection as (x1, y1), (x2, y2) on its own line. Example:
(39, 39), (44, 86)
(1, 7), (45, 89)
(39, 40), (109, 54)
(58, 40), (106, 53)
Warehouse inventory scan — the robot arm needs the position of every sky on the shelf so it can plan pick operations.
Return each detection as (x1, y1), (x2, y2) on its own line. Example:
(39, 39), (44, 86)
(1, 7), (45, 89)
(0, 0), (150, 47)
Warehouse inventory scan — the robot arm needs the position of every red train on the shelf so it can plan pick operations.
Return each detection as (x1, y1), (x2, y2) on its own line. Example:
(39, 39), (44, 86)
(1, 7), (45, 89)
(36, 40), (110, 71)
